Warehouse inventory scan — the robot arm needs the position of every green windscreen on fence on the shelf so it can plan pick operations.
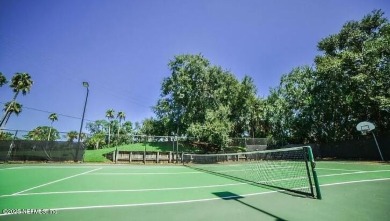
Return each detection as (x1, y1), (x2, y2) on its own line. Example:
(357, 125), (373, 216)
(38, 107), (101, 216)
(0, 140), (84, 162)
(183, 146), (322, 199)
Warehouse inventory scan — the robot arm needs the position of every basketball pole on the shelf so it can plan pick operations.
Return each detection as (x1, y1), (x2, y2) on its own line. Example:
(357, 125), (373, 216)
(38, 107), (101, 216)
(371, 132), (384, 161)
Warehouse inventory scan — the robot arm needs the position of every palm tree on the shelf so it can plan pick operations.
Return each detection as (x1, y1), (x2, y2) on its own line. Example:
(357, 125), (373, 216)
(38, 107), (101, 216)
(117, 111), (126, 143)
(67, 131), (78, 142)
(26, 127), (44, 140)
(27, 126), (59, 141)
(1, 101), (22, 127)
(105, 109), (115, 146)
(0, 72), (7, 87)
(0, 72), (33, 128)
(47, 113), (58, 141)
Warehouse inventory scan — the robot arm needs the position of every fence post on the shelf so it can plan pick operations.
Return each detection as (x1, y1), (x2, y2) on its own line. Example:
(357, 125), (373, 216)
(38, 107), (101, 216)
(5, 130), (18, 162)
(115, 148), (118, 163)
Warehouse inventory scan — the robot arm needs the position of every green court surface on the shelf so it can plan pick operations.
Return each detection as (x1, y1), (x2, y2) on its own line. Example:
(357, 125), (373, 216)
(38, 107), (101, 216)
(0, 161), (389, 221)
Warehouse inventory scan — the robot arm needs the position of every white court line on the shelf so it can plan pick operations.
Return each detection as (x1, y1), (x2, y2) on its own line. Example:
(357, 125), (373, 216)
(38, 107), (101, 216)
(4, 168), (389, 197)
(318, 170), (390, 177)
(0, 183), (247, 198)
(0, 190), (281, 216)
(5, 166), (102, 169)
(1, 177), (390, 216)
(11, 168), (102, 196)
(89, 169), (248, 175)
(0, 166), (26, 171)
(87, 168), (289, 175)
(0, 165), (186, 169)
(42, 166), (185, 169)
(316, 168), (363, 172)
(88, 171), (203, 175)
(320, 178), (390, 187)
(318, 161), (390, 166)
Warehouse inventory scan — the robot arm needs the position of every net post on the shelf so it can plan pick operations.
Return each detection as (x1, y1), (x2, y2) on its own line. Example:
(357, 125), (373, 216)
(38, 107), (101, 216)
(303, 147), (315, 198)
(307, 146), (322, 199)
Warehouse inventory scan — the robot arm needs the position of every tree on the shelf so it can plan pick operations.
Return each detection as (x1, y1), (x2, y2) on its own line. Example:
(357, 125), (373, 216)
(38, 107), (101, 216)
(313, 9), (390, 141)
(187, 105), (232, 152)
(0, 72), (33, 128)
(105, 109), (115, 146)
(230, 76), (258, 137)
(248, 97), (268, 138)
(122, 121), (133, 134)
(134, 122), (141, 135)
(1, 101), (22, 127)
(26, 126), (60, 141)
(67, 131), (78, 142)
(265, 10), (390, 144)
(86, 120), (108, 134)
(116, 111), (126, 143)
(0, 72), (7, 87)
(154, 54), (257, 149)
(141, 118), (159, 135)
(267, 66), (316, 144)
(86, 132), (106, 149)
(0, 131), (13, 140)
(48, 113), (58, 141)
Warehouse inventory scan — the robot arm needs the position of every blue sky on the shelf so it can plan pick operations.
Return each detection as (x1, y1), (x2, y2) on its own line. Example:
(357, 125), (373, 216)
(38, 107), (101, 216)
(1, 0), (389, 134)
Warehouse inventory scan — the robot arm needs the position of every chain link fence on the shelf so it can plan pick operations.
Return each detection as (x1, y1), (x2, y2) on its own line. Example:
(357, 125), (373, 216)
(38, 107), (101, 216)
(1, 129), (269, 162)
(0, 129), (84, 162)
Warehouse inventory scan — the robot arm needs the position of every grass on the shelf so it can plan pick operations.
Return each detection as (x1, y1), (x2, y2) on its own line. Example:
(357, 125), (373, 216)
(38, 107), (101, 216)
(84, 147), (115, 162)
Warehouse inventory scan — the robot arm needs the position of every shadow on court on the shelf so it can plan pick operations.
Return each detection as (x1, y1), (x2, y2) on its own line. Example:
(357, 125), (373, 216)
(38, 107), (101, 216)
(213, 191), (287, 221)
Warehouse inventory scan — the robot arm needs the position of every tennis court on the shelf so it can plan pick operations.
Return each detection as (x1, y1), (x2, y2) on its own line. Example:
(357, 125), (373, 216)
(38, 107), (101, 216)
(0, 161), (389, 221)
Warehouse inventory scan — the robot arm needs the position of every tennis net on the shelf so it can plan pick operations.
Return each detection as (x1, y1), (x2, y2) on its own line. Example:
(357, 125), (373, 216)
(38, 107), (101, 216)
(183, 146), (322, 199)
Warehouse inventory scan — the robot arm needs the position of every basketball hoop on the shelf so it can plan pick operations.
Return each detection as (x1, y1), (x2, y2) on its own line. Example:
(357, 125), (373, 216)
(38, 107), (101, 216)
(356, 122), (375, 134)
(356, 121), (384, 161)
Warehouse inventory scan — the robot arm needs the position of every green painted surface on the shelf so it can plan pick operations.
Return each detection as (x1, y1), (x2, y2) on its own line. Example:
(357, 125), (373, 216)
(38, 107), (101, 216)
(0, 161), (389, 221)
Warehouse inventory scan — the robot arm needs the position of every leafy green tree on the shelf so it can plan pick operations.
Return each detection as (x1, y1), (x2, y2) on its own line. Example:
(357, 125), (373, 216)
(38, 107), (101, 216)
(313, 9), (390, 141)
(0, 131), (13, 140)
(86, 120), (108, 134)
(140, 117), (164, 135)
(249, 97), (268, 138)
(154, 54), (258, 149)
(230, 76), (258, 137)
(266, 10), (390, 144)
(270, 66), (316, 144)
(133, 122), (141, 135)
(86, 132), (106, 149)
(264, 88), (290, 146)
(122, 121), (133, 133)
(66, 131), (78, 142)
(26, 126), (60, 141)
(187, 105), (232, 152)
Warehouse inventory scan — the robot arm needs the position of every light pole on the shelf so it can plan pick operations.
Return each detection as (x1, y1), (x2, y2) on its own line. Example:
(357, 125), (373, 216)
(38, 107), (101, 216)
(75, 81), (89, 162)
